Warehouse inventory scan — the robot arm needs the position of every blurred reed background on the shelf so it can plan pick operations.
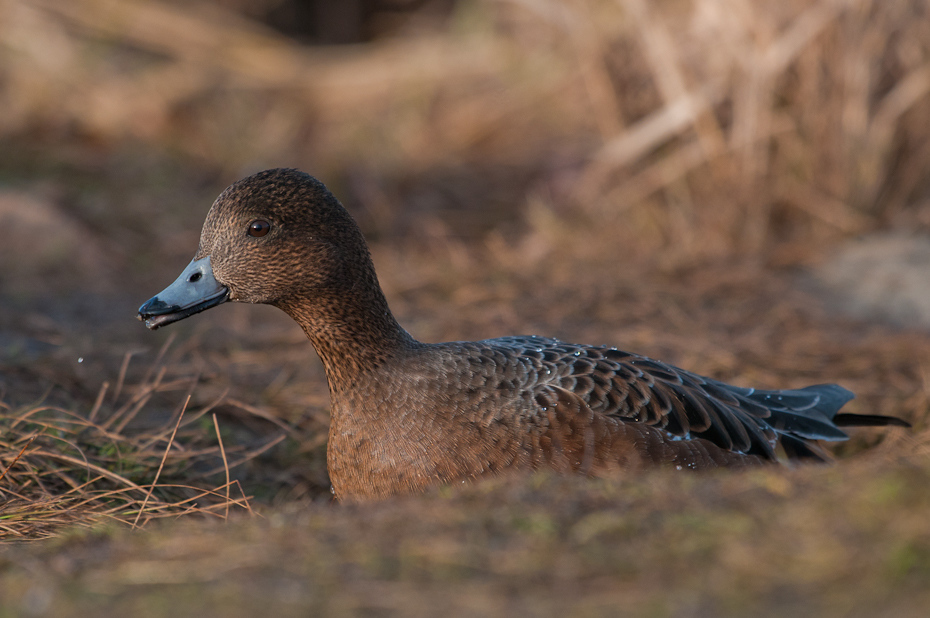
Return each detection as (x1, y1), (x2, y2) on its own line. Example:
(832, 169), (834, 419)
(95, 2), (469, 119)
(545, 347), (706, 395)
(3, 0), (929, 269)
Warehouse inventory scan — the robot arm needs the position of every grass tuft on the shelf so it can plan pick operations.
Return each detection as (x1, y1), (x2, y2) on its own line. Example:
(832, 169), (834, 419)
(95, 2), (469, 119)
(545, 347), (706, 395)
(0, 348), (279, 541)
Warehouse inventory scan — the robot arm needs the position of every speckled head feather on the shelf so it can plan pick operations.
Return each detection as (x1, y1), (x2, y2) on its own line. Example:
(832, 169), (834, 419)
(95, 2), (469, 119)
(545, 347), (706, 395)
(138, 168), (910, 501)
(191, 169), (411, 385)
(199, 169), (373, 305)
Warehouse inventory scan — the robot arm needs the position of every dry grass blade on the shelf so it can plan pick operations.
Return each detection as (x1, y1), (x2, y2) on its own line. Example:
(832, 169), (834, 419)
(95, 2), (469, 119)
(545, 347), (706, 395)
(26, 449), (144, 491)
(212, 413), (231, 521)
(110, 350), (137, 405)
(132, 395), (189, 530)
(0, 435), (38, 486)
(0, 496), (103, 541)
(88, 381), (109, 423)
(202, 432), (287, 478)
(109, 366), (166, 434)
(222, 398), (294, 432)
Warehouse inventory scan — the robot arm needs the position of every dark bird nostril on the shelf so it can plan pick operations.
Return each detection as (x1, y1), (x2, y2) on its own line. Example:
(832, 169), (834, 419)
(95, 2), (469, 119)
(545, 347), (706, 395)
(188, 272), (202, 283)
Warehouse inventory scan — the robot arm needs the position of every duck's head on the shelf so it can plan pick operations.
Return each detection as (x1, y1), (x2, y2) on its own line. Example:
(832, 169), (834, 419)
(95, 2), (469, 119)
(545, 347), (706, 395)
(138, 168), (371, 330)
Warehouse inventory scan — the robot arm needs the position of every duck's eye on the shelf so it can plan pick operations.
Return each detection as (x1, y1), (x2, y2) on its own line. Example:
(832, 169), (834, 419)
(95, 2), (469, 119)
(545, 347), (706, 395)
(247, 220), (270, 237)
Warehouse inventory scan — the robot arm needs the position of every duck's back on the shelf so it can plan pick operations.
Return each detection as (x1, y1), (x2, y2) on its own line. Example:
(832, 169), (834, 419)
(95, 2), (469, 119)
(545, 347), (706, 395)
(326, 335), (876, 500)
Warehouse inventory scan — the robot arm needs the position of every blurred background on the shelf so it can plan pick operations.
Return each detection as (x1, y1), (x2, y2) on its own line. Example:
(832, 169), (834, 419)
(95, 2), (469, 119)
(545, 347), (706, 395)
(5, 0), (930, 275)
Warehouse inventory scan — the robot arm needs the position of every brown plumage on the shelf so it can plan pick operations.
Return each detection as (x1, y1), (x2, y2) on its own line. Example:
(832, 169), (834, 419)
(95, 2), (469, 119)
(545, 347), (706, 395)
(138, 168), (909, 501)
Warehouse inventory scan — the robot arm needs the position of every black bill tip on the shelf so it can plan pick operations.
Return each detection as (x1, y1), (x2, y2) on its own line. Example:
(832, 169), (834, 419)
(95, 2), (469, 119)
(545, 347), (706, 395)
(138, 289), (229, 330)
(138, 255), (230, 330)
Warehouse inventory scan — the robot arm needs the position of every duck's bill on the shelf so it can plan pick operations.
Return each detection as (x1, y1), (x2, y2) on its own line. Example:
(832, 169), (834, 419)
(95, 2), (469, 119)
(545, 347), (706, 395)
(138, 256), (230, 330)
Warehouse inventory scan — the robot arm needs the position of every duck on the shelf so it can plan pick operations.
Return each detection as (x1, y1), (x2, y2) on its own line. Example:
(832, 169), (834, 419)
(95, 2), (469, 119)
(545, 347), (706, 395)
(138, 168), (910, 501)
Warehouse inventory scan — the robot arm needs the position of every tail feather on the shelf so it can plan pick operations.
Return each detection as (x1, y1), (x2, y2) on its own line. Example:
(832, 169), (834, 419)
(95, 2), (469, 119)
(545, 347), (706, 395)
(834, 413), (911, 428)
(720, 382), (909, 452)
(728, 383), (854, 441)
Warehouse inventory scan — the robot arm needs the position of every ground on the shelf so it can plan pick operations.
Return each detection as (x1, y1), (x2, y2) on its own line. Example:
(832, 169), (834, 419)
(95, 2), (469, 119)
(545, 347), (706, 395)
(1, 0), (930, 615)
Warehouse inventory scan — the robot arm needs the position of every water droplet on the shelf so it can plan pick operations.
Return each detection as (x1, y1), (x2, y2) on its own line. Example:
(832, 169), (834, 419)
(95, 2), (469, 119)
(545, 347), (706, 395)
(77, 357), (84, 363)
(675, 465), (682, 471)
(573, 351), (582, 357)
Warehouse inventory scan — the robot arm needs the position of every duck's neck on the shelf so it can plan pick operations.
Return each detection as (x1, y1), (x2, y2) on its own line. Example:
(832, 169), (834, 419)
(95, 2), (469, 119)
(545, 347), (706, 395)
(277, 283), (416, 394)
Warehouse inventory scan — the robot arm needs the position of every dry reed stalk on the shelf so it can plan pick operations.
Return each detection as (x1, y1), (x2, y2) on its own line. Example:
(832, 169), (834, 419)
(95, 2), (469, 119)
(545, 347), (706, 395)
(5, 0), (927, 258)
(577, 83), (725, 203)
(561, 0), (625, 137)
(621, 0), (726, 156)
